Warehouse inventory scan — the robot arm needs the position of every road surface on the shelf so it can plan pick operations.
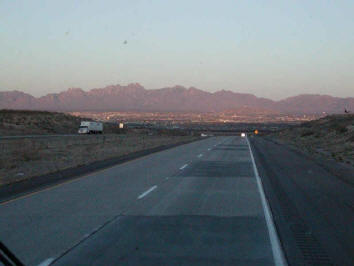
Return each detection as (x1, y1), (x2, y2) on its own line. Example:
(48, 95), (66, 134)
(0, 136), (281, 265)
(1, 136), (353, 265)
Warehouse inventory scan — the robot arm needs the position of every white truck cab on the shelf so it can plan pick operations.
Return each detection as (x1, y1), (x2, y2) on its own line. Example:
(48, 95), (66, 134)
(78, 121), (103, 134)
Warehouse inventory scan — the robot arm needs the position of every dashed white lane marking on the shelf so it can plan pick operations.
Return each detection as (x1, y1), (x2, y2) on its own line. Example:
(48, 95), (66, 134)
(246, 136), (287, 266)
(137, 185), (157, 200)
(180, 164), (188, 170)
(37, 258), (55, 266)
(197, 154), (203, 158)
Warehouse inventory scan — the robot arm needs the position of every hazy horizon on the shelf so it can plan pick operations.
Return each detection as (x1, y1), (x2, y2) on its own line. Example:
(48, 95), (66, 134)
(1, 0), (354, 100)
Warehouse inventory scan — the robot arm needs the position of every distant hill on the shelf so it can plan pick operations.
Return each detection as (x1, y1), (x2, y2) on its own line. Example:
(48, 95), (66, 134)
(0, 84), (353, 114)
(276, 94), (354, 114)
(0, 110), (119, 135)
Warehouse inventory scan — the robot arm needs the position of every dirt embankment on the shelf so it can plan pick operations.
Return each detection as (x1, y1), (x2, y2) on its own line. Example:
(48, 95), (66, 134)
(271, 114), (354, 166)
(0, 134), (199, 186)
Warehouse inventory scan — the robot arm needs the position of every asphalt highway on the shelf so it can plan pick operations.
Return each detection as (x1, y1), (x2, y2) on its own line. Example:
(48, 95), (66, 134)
(0, 136), (280, 266)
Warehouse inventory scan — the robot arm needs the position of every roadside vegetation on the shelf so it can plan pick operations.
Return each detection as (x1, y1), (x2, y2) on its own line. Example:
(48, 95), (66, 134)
(0, 133), (199, 186)
(272, 114), (354, 166)
(0, 109), (199, 186)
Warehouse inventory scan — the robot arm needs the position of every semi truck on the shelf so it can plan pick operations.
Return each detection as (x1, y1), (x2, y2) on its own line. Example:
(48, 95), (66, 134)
(78, 121), (103, 134)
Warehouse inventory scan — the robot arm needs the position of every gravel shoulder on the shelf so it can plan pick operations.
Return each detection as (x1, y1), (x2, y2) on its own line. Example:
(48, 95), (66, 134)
(268, 114), (353, 184)
(265, 136), (354, 186)
(250, 136), (354, 265)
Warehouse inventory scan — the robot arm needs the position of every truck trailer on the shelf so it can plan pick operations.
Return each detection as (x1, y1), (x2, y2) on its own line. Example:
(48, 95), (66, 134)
(78, 121), (103, 134)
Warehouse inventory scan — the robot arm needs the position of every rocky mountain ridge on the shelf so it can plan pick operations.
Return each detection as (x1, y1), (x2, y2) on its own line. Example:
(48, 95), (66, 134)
(1, 83), (353, 114)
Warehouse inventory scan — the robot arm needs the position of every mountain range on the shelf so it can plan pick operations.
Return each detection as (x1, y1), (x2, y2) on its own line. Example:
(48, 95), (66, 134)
(0, 83), (353, 114)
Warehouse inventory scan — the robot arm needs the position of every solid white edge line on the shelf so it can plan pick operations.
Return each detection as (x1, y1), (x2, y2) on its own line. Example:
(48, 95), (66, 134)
(246, 136), (287, 266)
(37, 258), (55, 266)
(137, 185), (157, 200)
(179, 164), (188, 170)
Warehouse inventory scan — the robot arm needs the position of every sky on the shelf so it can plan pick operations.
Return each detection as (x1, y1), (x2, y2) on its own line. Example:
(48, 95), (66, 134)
(1, 0), (354, 100)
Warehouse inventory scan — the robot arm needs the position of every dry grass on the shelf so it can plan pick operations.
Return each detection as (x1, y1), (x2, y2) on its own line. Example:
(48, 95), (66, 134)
(272, 114), (354, 165)
(0, 134), (198, 185)
(0, 109), (199, 185)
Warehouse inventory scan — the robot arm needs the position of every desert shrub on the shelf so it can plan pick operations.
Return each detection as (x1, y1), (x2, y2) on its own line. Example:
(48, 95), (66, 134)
(301, 130), (314, 137)
(0, 159), (17, 169)
(333, 125), (348, 133)
(314, 133), (322, 138)
(12, 139), (43, 161)
(17, 149), (41, 161)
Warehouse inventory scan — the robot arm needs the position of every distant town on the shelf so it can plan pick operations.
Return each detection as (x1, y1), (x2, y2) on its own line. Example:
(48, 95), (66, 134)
(69, 111), (323, 133)
(70, 111), (322, 124)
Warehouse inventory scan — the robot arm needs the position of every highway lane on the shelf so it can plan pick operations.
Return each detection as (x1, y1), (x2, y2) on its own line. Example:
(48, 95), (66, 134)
(0, 136), (280, 265)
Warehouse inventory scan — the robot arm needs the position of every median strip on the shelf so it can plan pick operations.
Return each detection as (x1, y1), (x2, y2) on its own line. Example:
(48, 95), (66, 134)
(0, 137), (202, 204)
